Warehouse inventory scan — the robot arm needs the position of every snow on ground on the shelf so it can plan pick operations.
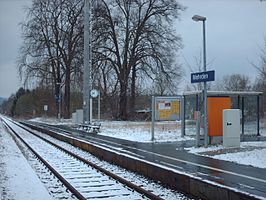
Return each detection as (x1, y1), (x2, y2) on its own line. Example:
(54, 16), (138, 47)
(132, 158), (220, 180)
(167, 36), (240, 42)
(30, 118), (195, 142)
(30, 117), (72, 126)
(213, 148), (266, 168)
(29, 117), (266, 169)
(0, 119), (53, 200)
(100, 120), (194, 142)
(185, 141), (266, 169)
(101, 121), (266, 168)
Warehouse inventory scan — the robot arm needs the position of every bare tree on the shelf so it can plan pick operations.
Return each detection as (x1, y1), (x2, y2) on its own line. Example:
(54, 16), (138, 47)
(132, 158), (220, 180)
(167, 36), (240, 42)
(183, 51), (213, 91)
(222, 74), (252, 91)
(18, 0), (184, 120)
(93, 0), (184, 119)
(253, 38), (266, 111)
(252, 38), (266, 79)
(18, 0), (84, 118)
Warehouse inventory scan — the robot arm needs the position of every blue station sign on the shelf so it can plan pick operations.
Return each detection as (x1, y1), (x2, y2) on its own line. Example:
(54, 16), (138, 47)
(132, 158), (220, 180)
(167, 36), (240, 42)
(191, 70), (215, 83)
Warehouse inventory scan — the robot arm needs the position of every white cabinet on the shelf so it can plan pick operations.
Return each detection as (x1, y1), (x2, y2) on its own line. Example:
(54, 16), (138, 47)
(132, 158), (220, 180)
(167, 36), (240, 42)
(76, 109), (83, 124)
(223, 109), (240, 148)
(72, 109), (83, 124)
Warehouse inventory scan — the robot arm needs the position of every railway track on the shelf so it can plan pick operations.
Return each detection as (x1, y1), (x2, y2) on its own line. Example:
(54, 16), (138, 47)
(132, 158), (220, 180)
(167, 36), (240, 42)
(2, 117), (163, 200)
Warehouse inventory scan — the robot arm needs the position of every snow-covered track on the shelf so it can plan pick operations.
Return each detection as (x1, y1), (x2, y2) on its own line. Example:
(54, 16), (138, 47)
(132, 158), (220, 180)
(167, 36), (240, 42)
(2, 118), (162, 200)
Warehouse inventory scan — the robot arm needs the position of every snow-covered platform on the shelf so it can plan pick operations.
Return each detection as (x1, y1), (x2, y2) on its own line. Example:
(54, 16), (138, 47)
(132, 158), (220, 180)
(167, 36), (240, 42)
(24, 120), (266, 200)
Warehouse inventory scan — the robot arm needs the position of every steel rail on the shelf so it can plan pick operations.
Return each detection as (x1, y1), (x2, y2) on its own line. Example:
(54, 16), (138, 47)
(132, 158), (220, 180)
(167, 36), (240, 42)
(32, 121), (266, 184)
(4, 118), (163, 200)
(2, 119), (87, 200)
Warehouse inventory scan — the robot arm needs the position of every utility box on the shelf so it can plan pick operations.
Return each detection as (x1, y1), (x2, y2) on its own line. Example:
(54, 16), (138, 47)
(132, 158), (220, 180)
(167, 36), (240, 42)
(72, 112), (77, 124)
(76, 109), (83, 124)
(223, 109), (240, 148)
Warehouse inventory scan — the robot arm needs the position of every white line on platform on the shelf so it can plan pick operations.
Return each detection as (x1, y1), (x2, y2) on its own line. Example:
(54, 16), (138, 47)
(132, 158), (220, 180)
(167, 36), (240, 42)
(159, 161), (184, 170)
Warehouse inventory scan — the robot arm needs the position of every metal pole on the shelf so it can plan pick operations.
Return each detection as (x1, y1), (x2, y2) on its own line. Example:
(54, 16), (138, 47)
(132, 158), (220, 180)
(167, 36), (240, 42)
(90, 98), (93, 122)
(237, 95), (240, 109)
(257, 95), (260, 136)
(151, 96), (155, 141)
(196, 94), (199, 111)
(242, 97), (244, 135)
(203, 20), (208, 147)
(181, 96), (185, 137)
(196, 111), (201, 147)
(98, 91), (101, 121)
(83, 0), (92, 124)
(56, 82), (61, 120)
(58, 90), (61, 121)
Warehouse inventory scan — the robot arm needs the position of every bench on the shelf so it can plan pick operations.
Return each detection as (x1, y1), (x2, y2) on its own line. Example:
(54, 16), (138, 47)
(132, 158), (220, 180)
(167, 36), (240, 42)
(78, 122), (101, 134)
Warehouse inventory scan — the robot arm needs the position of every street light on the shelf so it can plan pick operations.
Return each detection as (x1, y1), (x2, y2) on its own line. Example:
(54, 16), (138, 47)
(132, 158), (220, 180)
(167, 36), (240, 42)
(192, 15), (206, 22)
(192, 14), (208, 147)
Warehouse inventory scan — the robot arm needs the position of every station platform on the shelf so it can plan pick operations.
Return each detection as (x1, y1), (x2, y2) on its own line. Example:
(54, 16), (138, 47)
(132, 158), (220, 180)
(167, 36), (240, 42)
(26, 121), (266, 200)
(83, 132), (266, 199)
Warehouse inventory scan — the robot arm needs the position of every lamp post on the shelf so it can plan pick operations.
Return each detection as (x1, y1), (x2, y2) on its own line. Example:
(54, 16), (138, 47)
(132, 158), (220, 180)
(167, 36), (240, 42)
(192, 15), (208, 147)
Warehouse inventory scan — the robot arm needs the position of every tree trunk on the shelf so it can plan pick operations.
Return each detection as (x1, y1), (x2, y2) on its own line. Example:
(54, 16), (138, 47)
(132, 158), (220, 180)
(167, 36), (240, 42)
(55, 65), (61, 118)
(64, 67), (71, 118)
(130, 64), (136, 114)
(119, 80), (128, 120)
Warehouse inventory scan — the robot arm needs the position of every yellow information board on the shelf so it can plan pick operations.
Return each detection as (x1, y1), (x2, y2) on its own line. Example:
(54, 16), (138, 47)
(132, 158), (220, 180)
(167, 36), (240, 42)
(155, 97), (181, 121)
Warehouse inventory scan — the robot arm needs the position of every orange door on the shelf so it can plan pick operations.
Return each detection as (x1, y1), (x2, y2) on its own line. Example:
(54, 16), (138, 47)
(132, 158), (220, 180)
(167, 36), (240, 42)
(207, 97), (231, 136)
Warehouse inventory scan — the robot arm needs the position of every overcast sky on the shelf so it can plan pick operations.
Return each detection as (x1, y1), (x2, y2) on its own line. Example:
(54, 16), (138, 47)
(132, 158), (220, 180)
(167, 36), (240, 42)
(0, 0), (31, 98)
(0, 0), (266, 98)
(178, 0), (266, 89)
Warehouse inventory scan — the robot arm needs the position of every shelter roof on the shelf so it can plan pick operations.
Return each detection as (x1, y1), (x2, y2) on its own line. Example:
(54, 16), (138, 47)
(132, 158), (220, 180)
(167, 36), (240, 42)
(183, 90), (263, 97)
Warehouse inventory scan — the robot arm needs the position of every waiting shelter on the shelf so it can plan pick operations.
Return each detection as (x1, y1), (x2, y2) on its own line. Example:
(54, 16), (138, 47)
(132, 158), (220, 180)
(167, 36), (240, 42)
(181, 91), (263, 139)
